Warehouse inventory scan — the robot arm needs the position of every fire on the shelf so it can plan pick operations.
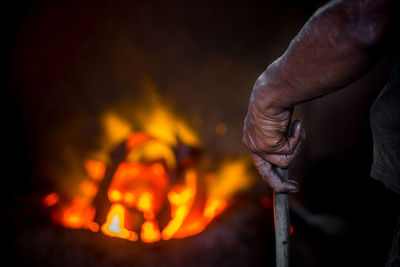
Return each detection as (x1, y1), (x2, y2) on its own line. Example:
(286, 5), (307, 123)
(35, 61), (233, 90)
(80, 180), (98, 197)
(203, 197), (227, 220)
(137, 192), (154, 213)
(141, 221), (161, 243)
(84, 159), (106, 181)
(101, 204), (138, 241)
(109, 190), (122, 202)
(161, 170), (197, 240)
(43, 93), (255, 243)
(123, 192), (135, 205)
(42, 192), (59, 207)
(59, 196), (97, 230)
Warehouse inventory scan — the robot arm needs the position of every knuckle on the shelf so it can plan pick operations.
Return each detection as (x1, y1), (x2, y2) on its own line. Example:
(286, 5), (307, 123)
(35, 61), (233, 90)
(242, 134), (258, 153)
(242, 135), (249, 147)
(279, 161), (290, 169)
(273, 155), (292, 169)
(280, 145), (293, 155)
(266, 138), (284, 152)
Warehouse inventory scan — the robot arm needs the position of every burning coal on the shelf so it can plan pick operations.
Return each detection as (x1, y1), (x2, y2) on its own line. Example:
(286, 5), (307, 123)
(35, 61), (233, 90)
(43, 91), (254, 243)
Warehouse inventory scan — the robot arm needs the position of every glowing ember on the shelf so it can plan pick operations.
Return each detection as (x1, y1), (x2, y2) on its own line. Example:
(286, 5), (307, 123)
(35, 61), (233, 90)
(141, 221), (161, 243)
(59, 196), (96, 230)
(84, 159), (106, 181)
(43, 99), (255, 243)
(102, 204), (138, 241)
(80, 180), (98, 197)
(42, 192), (59, 207)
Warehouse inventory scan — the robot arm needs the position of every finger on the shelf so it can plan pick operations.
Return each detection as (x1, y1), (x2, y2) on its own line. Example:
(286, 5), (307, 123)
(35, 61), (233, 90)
(275, 119), (303, 154)
(261, 128), (305, 168)
(251, 153), (300, 193)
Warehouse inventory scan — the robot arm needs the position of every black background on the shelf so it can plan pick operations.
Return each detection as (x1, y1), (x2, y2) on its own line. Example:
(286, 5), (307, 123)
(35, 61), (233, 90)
(4, 0), (399, 266)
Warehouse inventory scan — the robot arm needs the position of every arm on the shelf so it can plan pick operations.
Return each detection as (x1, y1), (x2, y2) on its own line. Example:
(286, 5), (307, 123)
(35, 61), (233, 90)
(243, 0), (393, 192)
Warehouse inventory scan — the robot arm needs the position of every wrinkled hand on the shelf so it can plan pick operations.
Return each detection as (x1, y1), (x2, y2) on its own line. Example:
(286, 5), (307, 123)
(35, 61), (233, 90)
(243, 81), (305, 193)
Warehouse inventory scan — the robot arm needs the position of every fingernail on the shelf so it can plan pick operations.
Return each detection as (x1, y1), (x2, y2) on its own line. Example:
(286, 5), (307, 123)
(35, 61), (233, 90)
(287, 180), (300, 192)
(296, 119), (303, 128)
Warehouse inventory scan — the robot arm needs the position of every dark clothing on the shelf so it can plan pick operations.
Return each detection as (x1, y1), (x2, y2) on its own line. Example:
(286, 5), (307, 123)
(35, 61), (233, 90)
(370, 50), (400, 195)
(370, 45), (400, 266)
(385, 217), (400, 267)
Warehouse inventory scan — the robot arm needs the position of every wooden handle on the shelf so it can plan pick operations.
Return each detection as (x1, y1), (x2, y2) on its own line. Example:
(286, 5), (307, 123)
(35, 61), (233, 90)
(274, 167), (290, 267)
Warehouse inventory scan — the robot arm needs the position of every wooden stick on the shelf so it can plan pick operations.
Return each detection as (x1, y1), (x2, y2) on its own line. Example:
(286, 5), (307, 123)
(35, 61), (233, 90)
(274, 167), (290, 267)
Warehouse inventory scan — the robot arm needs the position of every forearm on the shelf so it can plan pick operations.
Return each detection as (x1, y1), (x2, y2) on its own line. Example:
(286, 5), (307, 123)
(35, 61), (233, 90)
(253, 0), (392, 113)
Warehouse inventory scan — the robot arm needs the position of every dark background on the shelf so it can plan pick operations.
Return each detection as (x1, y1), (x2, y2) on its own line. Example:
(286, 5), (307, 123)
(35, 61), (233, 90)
(4, 0), (399, 266)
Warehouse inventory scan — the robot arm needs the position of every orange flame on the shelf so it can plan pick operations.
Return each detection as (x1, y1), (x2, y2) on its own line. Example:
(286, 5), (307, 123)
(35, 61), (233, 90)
(59, 196), (97, 231)
(44, 96), (255, 243)
(80, 180), (98, 197)
(84, 159), (106, 181)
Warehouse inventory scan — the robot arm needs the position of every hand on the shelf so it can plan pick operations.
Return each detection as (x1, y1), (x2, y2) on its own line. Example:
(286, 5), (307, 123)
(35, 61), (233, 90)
(242, 79), (305, 193)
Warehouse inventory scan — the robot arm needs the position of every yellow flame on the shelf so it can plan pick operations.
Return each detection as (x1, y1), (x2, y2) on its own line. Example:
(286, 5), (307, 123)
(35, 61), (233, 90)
(208, 157), (254, 199)
(108, 189), (122, 202)
(101, 204), (138, 241)
(138, 107), (201, 148)
(126, 140), (176, 169)
(101, 111), (132, 148)
(141, 221), (161, 243)
(171, 196), (228, 239)
(203, 197), (227, 220)
(47, 83), (257, 243)
(161, 169), (197, 240)
(136, 192), (154, 213)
